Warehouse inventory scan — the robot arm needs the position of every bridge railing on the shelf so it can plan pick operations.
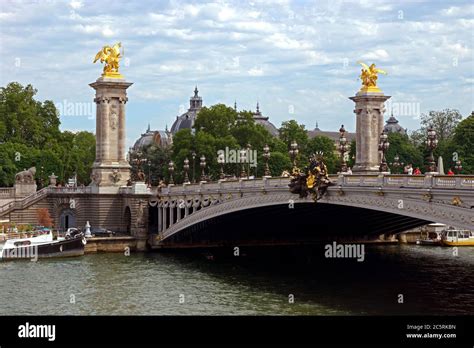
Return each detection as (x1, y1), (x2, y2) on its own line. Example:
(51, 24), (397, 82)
(46, 186), (93, 194)
(0, 187), (15, 198)
(158, 174), (474, 197)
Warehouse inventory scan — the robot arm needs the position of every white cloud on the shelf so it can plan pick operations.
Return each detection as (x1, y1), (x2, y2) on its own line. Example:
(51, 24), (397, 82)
(361, 49), (390, 61)
(248, 67), (264, 76)
(0, 0), (472, 136)
(69, 1), (83, 10)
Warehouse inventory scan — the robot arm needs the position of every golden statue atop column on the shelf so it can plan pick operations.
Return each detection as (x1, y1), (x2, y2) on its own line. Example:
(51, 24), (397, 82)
(93, 42), (124, 79)
(357, 61), (387, 94)
(349, 61), (390, 173)
(89, 43), (132, 193)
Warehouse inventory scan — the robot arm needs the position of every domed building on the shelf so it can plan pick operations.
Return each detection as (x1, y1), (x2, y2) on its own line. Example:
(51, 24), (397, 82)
(170, 86), (202, 135)
(132, 124), (172, 151)
(384, 113), (406, 135)
(251, 102), (279, 136)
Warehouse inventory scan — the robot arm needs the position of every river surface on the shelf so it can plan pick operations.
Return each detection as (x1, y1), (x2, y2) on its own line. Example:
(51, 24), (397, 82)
(1, 244), (473, 315)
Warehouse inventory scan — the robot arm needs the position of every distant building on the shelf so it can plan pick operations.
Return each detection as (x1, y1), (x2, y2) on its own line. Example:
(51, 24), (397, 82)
(307, 122), (356, 157)
(132, 124), (172, 151)
(383, 113), (406, 135)
(170, 86), (203, 135)
(307, 122), (357, 143)
(240, 102), (279, 136)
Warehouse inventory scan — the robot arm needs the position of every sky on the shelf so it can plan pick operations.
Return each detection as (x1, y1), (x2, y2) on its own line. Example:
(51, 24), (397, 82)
(0, 0), (473, 148)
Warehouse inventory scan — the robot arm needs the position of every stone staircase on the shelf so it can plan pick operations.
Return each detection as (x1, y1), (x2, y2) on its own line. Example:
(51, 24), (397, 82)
(0, 187), (50, 217)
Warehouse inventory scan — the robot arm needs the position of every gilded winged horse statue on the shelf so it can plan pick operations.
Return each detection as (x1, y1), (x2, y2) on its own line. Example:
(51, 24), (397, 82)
(357, 61), (387, 93)
(93, 42), (123, 78)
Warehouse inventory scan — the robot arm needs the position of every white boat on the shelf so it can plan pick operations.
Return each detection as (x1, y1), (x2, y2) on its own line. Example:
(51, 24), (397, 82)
(0, 229), (86, 260)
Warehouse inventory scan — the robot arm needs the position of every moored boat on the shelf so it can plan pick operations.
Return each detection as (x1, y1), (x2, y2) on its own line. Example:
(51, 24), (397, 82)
(416, 231), (442, 246)
(0, 229), (86, 261)
(441, 229), (474, 247)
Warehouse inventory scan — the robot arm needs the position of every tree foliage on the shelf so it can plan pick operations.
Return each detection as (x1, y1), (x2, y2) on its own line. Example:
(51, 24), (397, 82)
(0, 82), (96, 187)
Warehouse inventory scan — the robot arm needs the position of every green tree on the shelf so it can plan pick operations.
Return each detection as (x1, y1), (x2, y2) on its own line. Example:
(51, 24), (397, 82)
(449, 113), (474, 174)
(0, 82), (96, 186)
(419, 109), (463, 142)
(0, 82), (61, 147)
(386, 133), (423, 173)
(193, 104), (237, 137)
(278, 120), (308, 151)
(268, 152), (292, 176)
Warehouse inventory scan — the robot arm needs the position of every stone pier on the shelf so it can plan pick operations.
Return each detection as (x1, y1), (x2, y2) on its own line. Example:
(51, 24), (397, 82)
(89, 77), (133, 193)
(349, 91), (390, 173)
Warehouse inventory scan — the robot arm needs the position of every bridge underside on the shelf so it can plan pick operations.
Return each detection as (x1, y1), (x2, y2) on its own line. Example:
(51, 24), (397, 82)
(155, 203), (430, 248)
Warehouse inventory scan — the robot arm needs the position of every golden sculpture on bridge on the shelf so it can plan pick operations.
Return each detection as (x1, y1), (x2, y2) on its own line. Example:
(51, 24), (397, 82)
(93, 42), (124, 78)
(357, 61), (387, 93)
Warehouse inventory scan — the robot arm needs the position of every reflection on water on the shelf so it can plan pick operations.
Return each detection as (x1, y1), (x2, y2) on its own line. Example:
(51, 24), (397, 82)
(0, 244), (473, 315)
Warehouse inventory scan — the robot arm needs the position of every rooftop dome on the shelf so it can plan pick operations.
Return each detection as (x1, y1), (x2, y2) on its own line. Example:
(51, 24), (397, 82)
(383, 114), (406, 135)
(170, 86), (202, 134)
(251, 102), (279, 136)
(133, 124), (172, 151)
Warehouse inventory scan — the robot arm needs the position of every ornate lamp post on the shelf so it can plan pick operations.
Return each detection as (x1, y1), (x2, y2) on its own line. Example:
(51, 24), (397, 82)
(168, 160), (175, 185)
(240, 148), (247, 178)
(378, 131), (390, 173)
(289, 140), (299, 170)
(183, 158), (190, 184)
(338, 125), (349, 173)
(147, 161), (151, 186)
(246, 144), (252, 179)
(217, 153), (225, 180)
(454, 159), (463, 174)
(390, 154), (404, 174)
(263, 144), (271, 177)
(426, 125), (438, 173)
(191, 151), (196, 183)
(200, 155), (206, 182)
(130, 148), (147, 181)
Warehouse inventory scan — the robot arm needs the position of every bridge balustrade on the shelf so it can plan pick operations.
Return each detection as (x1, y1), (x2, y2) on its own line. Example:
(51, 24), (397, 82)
(0, 188), (15, 198)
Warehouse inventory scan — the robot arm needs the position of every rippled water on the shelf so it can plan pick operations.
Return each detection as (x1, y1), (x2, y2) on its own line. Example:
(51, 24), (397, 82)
(1, 244), (473, 315)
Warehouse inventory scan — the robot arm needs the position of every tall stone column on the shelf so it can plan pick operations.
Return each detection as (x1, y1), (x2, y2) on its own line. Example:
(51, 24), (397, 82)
(349, 91), (390, 173)
(89, 77), (133, 193)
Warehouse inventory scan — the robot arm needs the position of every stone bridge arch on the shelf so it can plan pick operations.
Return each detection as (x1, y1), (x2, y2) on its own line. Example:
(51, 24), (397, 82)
(154, 187), (473, 246)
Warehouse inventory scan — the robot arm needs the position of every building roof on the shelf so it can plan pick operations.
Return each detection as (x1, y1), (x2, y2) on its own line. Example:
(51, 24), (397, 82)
(383, 114), (406, 135)
(251, 102), (279, 136)
(133, 124), (172, 151)
(170, 86), (202, 134)
(307, 127), (357, 142)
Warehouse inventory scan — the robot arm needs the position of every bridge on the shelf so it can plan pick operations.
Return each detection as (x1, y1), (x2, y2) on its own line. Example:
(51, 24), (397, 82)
(143, 173), (474, 248)
(1, 173), (473, 249)
(1, 72), (473, 250)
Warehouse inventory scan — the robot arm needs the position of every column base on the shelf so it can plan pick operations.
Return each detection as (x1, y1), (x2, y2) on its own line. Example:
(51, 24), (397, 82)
(352, 164), (380, 174)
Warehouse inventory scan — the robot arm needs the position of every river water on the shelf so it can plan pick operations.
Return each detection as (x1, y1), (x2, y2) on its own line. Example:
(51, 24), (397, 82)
(1, 244), (473, 315)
